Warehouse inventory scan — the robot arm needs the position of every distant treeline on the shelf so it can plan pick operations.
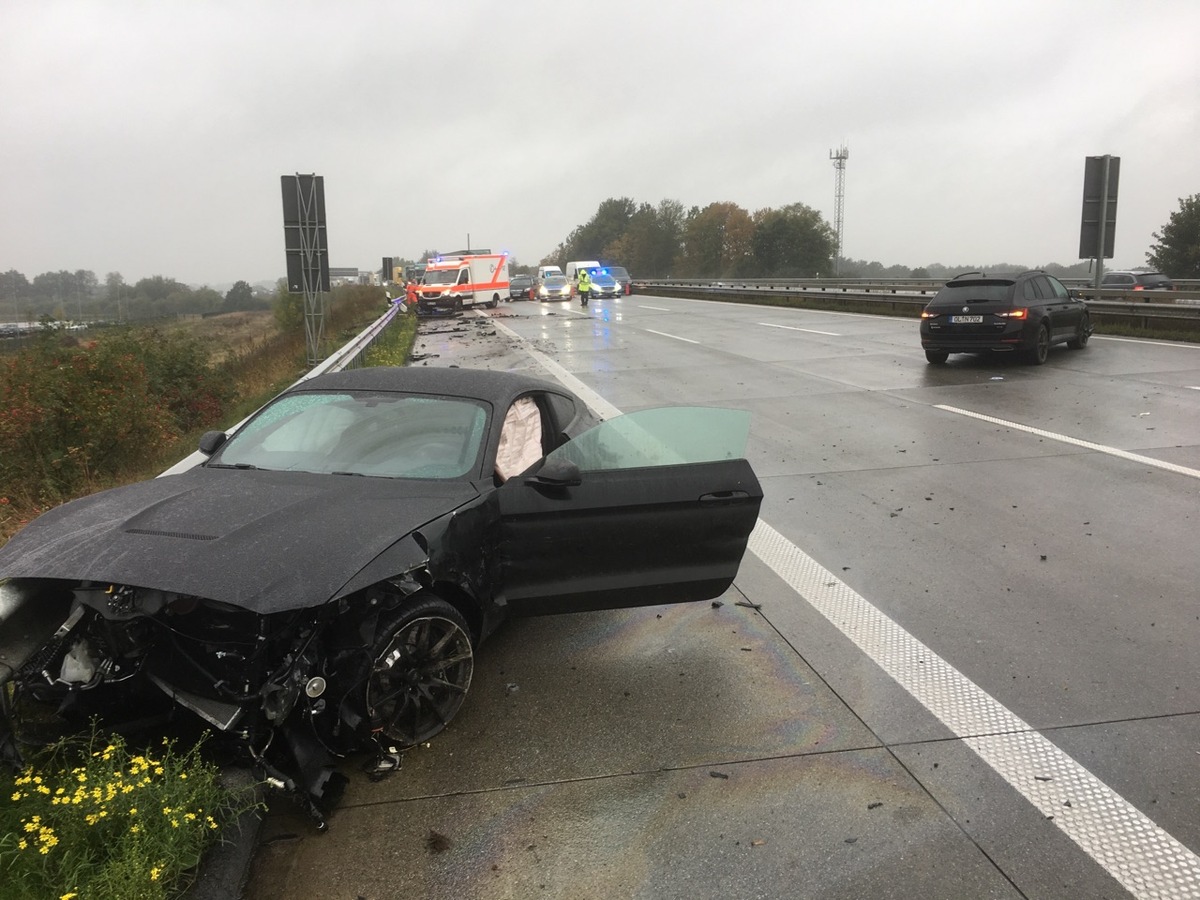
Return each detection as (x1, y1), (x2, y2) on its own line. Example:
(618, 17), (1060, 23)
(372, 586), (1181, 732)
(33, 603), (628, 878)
(539, 197), (1102, 281)
(0, 269), (269, 324)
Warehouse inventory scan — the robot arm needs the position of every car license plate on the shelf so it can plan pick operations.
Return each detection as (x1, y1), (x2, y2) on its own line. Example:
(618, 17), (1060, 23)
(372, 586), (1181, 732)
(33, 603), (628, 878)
(950, 315), (983, 324)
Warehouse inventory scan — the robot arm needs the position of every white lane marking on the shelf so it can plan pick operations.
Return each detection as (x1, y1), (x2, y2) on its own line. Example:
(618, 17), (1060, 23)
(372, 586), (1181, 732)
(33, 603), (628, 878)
(759, 322), (841, 337)
(638, 305), (671, 311)
(663, 294), (909, 321)
(491, 315), (1200, 896)
(1187, 386), (1200, 391)
(644, 329), (700, 344)
(1094, 335), (1200, 349)
(748, 520), (1200, 900)
(936, 405), (1200, 480)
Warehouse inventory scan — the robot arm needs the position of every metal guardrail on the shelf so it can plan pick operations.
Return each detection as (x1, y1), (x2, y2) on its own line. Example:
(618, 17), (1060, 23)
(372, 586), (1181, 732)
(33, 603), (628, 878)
(630, 279), (1200, 337)
(633, 277), (1200, 302)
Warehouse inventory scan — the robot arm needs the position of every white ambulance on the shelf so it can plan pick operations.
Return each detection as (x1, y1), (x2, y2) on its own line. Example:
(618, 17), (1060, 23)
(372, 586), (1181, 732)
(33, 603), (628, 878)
(416, 252), (510, 315)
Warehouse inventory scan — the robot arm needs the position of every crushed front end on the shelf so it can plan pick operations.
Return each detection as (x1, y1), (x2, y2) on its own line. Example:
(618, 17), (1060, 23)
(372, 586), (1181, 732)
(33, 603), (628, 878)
(0, 577), (425, 829)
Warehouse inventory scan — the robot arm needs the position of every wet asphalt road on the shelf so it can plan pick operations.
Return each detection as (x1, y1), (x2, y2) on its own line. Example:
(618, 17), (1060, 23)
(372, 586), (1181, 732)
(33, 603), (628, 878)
(244, 295), (1200, 899)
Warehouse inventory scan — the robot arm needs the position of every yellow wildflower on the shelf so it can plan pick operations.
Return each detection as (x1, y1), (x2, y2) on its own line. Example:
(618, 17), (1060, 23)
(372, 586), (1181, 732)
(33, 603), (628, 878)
(150, 866), (162, 881)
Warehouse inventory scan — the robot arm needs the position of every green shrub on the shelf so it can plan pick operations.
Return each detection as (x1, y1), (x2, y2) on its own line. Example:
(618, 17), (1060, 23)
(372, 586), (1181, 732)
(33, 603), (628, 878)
(364, 305), (418, 367)
(0, 328), (232, 506)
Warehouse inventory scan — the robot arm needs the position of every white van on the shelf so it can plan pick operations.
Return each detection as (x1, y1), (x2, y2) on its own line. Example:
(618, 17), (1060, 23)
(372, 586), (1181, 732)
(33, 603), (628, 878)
(536, 265), (564, 281)
(416, 253), (510, 314)
(564, 260), (600, 283)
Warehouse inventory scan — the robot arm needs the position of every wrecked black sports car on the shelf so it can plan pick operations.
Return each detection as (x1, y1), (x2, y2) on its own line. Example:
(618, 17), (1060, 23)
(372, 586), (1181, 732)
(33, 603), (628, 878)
(0, 367), (762, 826)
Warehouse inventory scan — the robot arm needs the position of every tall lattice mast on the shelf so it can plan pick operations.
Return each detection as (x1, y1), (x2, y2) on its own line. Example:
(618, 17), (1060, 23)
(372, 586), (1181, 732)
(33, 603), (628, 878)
(830, 144), (849, 275)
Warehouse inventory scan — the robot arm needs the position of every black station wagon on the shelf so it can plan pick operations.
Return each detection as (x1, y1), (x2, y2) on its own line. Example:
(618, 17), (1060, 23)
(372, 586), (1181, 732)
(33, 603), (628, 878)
(920, 270), (1092, 365)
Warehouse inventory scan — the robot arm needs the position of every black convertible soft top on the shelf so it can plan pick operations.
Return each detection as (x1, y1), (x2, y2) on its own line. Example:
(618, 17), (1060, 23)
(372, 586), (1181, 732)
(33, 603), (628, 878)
(300, 366), (568, 410)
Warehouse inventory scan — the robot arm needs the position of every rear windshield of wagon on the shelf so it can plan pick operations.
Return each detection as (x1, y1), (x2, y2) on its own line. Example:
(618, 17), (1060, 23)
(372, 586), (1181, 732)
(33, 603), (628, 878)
(936, 282), (1013, 304)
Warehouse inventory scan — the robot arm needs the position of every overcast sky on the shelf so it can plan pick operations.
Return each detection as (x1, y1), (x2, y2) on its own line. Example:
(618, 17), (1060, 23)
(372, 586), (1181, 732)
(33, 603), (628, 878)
(3, 0), (1198, 286)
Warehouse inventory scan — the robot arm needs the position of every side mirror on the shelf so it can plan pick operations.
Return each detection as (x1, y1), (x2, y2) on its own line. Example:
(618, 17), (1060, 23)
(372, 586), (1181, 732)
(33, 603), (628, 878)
(198, 430), (228, 456)
(524, 456), (582, 488)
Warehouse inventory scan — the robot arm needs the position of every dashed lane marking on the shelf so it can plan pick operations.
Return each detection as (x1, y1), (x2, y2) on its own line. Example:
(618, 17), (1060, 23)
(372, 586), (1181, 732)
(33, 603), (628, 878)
(936, 404), (1200, 480)
(644, 329), (700, 344)
(758, 322), (842, 336)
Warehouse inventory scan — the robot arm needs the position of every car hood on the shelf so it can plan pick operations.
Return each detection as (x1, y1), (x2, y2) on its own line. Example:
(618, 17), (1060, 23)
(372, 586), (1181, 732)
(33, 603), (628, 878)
(0, 467), (479, 614)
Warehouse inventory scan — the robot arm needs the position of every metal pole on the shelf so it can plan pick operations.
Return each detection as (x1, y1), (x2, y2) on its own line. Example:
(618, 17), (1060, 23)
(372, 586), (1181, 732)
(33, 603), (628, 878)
(1092, 155), (1111, 300)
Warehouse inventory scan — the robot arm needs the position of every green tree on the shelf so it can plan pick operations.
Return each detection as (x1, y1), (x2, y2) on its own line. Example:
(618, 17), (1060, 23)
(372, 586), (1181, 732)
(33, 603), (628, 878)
(606, 200), (684, 277)
(223, 280), (256, 311)
(133, 275), (188, 303)
(192, 286), (224, 314)
(1, 269), (29, 300)
(550, 198), (637, 264)
(31, 270), (71, 301)
(750, 202), (837, 277)
(678, 202), (754, 278)
(1147, 194), (1200, 278)
(104, 271), (125, 306)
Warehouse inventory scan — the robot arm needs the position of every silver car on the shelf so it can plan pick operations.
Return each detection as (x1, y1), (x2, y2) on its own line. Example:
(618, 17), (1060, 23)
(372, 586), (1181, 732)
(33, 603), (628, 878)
(537, 275), (572, 301)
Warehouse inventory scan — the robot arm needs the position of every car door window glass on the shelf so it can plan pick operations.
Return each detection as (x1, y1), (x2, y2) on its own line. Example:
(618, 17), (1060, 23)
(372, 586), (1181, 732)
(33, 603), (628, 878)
(546, 407), (750, 472)
(1046, 276), (1070, 299)
(1033, 277), (1057, 300)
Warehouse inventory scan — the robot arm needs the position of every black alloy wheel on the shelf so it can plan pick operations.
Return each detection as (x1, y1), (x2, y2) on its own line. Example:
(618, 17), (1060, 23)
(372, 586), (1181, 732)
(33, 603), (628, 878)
(1068, 314), (1091, 350)
(366, 595), (474, 748)
(1029, 323), (1051, 365)
(925, 349), (949, 364)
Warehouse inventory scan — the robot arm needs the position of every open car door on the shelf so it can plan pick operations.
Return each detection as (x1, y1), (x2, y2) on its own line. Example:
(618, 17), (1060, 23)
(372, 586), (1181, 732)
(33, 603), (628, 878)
(496, 407), (762, 615)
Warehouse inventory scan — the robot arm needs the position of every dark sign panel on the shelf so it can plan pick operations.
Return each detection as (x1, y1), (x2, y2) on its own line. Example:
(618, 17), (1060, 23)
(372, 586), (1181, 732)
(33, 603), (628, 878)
(1079, 156), (1119, 260)
(281, 174), (330, 292)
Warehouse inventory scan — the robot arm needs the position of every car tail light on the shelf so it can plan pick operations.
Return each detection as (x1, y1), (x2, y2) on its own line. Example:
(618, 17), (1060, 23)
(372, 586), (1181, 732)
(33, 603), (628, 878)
(1132, 285), (1144, 290)
(997, 308), (1028, 319)
(920, 310), (939, 319)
